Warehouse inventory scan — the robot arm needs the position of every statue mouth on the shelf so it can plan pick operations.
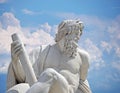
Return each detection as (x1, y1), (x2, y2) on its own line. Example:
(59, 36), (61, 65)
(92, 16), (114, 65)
(63, 40), (78, 57)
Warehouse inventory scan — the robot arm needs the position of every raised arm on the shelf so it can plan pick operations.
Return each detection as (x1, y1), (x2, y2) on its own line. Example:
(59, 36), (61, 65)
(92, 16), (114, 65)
(78, 49), (90, 81)
(77, 49), (92, 93)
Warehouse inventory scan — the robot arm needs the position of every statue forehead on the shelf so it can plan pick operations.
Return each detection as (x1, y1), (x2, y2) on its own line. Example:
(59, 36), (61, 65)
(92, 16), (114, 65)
(58, 20), (82, 28)
(58, 20), (83, 34)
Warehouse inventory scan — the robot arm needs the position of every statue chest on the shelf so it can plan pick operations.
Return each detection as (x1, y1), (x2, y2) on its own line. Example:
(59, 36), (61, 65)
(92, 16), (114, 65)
(44, 47), (82, 74)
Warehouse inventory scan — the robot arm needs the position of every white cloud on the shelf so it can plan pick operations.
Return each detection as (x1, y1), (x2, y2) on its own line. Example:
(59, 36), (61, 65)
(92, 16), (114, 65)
(0, 62), (9, 73)
(107, 15), (120, 35)
(0, 12), (20, 29)
(0, 55), (10, 73)
(106, 70), (120, 82)
(107, 15), (120, 58)
(0, 0), (7, 3)
(0, 12), (54, 53)
(116, 48), (120, 57)
(0, 19), (27, 54)
(40, 23), (52, 33)
(112, 61), (120, 71)
(101, 41), (112, 53)
(0, 26), (22, 53)
(94, 81), (111, 90)
(55, 12), (107, 31)
(0, 12), (54, 73)
(22, 28), (54, 52)
(84, 39), (102, 62)
(55, 12), (80, 20)
(80, 38), (105, 70)
(22, 9), (41, 15)
(22, 9), (35, 15)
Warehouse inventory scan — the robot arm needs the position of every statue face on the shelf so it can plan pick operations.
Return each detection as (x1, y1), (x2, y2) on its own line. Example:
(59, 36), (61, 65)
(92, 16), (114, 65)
(65, 30), (81, 43)
(56, 20), (83, 57)
(62, 30), (81, 57)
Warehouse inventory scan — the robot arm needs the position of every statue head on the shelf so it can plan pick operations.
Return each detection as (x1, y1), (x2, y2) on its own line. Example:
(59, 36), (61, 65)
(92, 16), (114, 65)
(55, 20), (84, 57)
(55, 20), (84, 42)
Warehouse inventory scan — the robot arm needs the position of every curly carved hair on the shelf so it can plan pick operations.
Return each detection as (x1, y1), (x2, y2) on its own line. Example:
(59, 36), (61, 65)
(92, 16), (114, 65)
(55, 20), (84, 42)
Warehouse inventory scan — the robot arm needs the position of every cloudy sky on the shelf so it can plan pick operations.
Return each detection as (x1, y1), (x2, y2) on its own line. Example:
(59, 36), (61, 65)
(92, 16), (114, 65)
(0, 0), (120, 93)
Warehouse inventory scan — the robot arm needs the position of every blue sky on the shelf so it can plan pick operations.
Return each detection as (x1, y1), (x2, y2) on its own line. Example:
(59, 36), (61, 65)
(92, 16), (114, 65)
(0, 0), (120, 93)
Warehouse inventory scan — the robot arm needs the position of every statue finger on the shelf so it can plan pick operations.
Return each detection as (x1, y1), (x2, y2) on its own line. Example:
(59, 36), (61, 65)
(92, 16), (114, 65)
(13, 42), (22, 50)
(15, 48), (23, 57)
(14, 44), (22, 56)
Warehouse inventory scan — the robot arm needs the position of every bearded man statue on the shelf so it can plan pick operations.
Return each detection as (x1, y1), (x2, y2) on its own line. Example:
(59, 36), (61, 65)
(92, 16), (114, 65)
(7, 20), (92, 93)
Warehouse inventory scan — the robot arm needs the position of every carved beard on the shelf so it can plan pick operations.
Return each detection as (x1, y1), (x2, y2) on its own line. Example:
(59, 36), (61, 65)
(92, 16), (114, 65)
(63, 38), (78, 57)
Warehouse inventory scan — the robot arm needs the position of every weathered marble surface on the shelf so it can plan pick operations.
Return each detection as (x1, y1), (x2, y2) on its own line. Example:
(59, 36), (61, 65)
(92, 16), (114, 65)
(7, 20), (92, 93)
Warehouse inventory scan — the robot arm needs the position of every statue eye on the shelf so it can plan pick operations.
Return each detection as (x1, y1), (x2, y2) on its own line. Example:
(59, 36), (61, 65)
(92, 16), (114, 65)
(65, 33), (68, 36)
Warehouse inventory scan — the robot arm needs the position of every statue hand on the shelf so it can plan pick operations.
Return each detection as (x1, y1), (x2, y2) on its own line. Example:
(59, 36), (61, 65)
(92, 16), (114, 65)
(11, 40), (23, 62)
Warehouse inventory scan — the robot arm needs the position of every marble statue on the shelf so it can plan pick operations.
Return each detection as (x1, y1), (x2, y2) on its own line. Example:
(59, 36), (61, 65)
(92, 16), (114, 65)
(7, 20), (92, 93)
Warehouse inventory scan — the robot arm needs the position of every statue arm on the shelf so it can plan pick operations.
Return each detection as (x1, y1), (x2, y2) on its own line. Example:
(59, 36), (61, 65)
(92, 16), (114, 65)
(7, 62), (17, 90)
(7, 46), (41, 89)
(77, 49), (92, 93)
(7, 60), (26, 90)
(6, 46), (41, 92)
(78, 49), (90, 81)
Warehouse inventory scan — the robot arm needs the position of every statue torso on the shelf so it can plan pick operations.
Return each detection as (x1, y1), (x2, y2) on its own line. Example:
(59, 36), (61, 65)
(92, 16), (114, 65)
(43, 44), (82, 86)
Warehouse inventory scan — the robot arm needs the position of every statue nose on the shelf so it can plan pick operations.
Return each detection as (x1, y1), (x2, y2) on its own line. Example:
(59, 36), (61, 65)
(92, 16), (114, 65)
(74, 37), (79, 42)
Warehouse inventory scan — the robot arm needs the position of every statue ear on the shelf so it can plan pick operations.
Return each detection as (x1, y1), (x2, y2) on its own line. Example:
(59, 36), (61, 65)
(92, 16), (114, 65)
(79, 22), (84, 31)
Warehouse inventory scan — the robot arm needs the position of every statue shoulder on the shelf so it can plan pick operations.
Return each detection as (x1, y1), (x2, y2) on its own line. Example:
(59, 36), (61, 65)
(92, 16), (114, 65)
(77, 48), (90, 81)
(29, 45), (50, 64)
(77, 48), (90, 68)
(29, 45), (50, 55)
